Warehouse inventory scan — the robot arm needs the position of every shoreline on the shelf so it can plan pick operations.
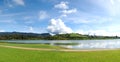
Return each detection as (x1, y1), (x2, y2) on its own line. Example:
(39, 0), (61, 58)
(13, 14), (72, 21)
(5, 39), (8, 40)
(0, 45), (119, 52)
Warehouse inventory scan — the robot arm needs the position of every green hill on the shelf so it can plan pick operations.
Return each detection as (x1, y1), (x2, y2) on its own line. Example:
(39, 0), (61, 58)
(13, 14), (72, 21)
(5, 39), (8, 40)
(0, 32), (119, 40)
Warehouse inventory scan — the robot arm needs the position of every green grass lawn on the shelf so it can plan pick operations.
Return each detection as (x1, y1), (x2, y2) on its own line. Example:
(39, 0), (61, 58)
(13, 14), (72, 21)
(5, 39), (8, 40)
(1, 43), (120, 62)
(0, 43), (64, 49)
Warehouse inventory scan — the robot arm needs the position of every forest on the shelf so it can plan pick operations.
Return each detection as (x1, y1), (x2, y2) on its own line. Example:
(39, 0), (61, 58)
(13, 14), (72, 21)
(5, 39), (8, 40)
(0, 32), (119, 40)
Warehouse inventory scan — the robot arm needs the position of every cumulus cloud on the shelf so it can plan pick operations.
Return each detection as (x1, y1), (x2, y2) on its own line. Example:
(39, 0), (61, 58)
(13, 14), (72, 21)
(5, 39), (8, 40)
(12, 0), (25, 6)
(47, 19), (73, 34)
(39, 11), (49, 20)
(47, 1), (76, 34)
(54, 1), (69, 10)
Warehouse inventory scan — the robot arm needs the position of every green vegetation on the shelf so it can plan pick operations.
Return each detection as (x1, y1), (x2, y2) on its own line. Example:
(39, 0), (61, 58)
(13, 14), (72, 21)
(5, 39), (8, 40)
(0, 43), (63, 49)
(0, 32), (119, 40)
(46, 33), (119, 40)
(0, 43), (120, 62)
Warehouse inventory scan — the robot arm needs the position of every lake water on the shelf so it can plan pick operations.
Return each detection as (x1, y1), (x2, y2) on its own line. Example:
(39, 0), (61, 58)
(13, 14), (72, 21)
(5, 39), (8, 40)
(1, 39), (120, 49)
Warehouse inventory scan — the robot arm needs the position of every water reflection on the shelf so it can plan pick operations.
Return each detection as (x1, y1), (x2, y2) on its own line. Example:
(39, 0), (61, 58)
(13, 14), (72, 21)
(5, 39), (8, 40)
(65, 41), (120, 49)
(1, 40), (120, 49)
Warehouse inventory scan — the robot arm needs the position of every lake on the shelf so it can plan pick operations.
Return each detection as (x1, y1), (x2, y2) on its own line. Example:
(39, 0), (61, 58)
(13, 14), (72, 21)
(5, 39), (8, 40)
(1, 39), (120, 49)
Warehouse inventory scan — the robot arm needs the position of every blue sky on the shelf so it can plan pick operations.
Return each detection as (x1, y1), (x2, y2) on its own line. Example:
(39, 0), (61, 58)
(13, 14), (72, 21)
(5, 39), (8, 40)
(0, 0), (120, 36)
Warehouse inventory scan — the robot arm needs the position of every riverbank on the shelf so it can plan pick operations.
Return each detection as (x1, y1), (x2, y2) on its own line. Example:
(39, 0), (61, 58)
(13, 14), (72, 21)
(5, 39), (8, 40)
(0, 43), (120, 52)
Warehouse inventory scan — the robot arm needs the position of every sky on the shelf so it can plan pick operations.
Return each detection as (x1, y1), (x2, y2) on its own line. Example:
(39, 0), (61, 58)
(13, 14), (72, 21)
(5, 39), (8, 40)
(0, 0), (120, 36)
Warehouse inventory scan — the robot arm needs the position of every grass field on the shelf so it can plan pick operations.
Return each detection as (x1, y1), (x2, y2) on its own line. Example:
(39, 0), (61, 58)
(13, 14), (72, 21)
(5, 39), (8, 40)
(0, 43), (64, 49)
(1, 43), (120, 62)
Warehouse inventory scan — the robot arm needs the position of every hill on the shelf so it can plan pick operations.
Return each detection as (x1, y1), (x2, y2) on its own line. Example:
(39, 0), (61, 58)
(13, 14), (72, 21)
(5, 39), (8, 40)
(0, 32), (50, 40)
(0, 32), (119, 40)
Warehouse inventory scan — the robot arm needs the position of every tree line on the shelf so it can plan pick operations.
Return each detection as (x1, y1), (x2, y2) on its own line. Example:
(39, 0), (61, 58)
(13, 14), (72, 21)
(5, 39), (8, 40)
(0, 32), (119, 40)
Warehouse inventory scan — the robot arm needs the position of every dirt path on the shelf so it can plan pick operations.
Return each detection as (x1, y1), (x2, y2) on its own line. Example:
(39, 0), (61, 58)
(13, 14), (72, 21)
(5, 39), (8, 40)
(0, 45), (118, 52)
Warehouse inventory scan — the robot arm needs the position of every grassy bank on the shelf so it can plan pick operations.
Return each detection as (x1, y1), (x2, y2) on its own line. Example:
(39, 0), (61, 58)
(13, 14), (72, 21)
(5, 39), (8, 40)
(1, 47), (120, 62)
(0, 43), (120, 62)
(0, 43), (64, 49)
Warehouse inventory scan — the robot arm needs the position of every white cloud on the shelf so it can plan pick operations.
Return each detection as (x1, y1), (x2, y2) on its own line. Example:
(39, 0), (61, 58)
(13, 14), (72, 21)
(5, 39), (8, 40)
(3, 0), (24, 7)
(61, 8), (77, 14)
(47, 18), (73, 34)
(54, 1), (69, 10)
(29, 27), (34, 31)
(54, 1), (77, 17)
(47, 1), (76, 34)
(61, 8), (77, 17)
(12, 0), (25, 6)
(39, 11), (49, 20)
(73, 19), (91, 24)
(75, 29), (120, 36)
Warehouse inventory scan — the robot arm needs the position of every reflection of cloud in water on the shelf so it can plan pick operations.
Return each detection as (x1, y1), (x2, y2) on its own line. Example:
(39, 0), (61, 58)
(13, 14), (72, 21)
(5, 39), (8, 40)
(66, 41), (120, 49)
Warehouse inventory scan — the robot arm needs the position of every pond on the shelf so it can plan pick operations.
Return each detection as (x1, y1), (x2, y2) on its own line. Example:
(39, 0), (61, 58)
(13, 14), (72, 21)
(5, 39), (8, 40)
(1, 39), (120, 49)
